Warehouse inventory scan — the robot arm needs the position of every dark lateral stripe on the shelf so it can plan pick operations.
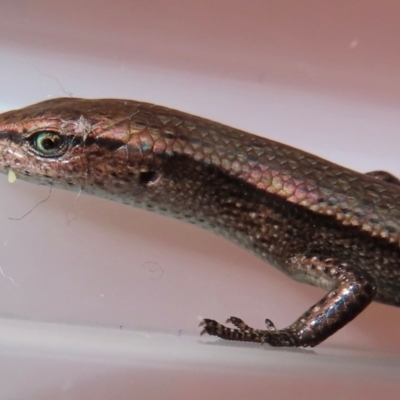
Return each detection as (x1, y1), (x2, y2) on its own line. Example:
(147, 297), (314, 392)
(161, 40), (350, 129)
(0, 130), (125, 152)
(83, 137), (124, 151)
(0, 128), (209, 153)
(0, 131), (24, 144)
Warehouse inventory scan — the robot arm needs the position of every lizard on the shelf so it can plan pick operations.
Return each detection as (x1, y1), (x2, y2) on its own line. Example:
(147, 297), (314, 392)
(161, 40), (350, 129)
(0, 97), (399, 347)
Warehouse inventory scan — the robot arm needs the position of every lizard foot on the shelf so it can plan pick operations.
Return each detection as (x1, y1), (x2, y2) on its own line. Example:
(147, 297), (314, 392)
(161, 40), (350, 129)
(200, 317), (301, 347)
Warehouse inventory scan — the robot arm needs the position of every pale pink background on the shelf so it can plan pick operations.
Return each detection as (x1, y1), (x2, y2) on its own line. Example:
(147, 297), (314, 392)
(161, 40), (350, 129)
(0, 1), (400, 398)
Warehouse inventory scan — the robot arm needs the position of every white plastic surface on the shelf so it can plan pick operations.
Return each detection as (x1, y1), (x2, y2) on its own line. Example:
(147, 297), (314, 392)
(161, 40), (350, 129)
(0, 1), (400, 398)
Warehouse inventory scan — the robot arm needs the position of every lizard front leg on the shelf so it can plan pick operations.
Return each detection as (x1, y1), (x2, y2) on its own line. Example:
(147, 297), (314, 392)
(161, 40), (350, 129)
(200, 255), (377, 347)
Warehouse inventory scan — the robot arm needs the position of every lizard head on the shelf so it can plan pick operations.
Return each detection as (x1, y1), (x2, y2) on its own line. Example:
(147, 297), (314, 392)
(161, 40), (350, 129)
(0, 97), (157, 201)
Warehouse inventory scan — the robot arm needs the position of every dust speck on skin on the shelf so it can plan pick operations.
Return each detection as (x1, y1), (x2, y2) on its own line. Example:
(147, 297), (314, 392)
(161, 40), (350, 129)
(8, 169), (17, 183)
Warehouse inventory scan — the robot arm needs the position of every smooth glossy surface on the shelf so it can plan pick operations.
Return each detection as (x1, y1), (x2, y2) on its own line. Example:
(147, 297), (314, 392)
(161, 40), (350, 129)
(1, 319), (400, 399)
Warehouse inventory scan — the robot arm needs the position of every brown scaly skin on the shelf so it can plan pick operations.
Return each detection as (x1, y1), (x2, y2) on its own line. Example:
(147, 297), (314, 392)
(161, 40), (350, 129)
(0, 97), (399, 347)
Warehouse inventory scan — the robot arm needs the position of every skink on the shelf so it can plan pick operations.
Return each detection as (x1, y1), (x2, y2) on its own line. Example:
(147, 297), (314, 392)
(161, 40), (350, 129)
(0, 97), (399, 347)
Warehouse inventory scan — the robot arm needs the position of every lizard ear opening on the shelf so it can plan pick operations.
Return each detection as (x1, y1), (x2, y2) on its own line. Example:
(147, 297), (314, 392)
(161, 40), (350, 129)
(139, 170), (159, 186)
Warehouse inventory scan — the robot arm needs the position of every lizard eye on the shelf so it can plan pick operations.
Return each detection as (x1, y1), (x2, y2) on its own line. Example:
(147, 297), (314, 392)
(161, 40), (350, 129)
(30, 131), (68, 157)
